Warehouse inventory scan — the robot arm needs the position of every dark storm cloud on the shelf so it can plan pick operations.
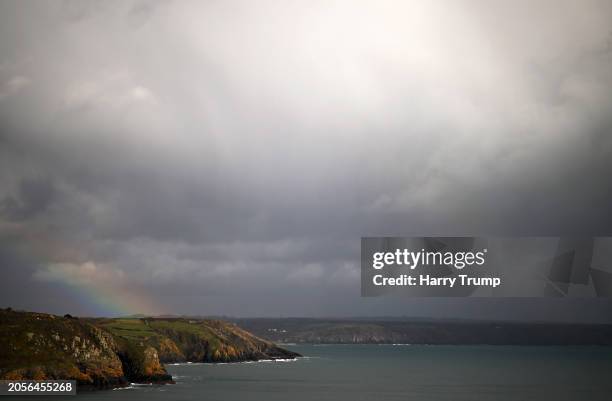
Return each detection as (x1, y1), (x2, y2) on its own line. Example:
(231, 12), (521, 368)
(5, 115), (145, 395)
(1, 0), (612, 320)
(0, 177), (57, 221)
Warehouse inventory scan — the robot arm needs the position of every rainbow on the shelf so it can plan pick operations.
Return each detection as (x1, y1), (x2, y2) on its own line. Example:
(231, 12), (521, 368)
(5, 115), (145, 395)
(32, 260), (165, 317)
(7, 221), (166, 317)
(52, 278), (164, 317)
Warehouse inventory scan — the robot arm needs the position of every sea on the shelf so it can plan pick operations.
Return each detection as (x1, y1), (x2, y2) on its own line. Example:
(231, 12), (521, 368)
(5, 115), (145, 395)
(17, 345), (612, 401)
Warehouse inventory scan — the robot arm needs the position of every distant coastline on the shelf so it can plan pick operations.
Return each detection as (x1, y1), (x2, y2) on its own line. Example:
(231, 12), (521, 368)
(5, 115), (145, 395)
(232, 317), (612, 346)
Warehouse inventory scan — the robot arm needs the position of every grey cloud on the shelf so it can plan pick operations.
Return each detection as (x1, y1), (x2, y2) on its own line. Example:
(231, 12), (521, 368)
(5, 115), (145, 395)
(0, 0), (612, 320)
(0, 177), (57, 221)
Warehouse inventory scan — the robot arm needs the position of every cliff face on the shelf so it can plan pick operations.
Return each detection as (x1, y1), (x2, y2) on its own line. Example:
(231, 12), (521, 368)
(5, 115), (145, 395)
(95, 317), (301, 363)
(114, 339), (172, 383)
(0, 310), (131, 388)
(0, 310), (169, 388)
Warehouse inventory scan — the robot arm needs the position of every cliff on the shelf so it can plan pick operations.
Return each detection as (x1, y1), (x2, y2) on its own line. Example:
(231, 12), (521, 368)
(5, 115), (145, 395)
(0, 309), (299, 390)
(94, 317), (300, 363)
(0, 309), (136, 389)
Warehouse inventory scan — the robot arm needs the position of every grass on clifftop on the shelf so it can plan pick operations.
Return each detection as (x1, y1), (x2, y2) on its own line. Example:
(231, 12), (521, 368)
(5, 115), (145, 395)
(97, 319), (159, 340)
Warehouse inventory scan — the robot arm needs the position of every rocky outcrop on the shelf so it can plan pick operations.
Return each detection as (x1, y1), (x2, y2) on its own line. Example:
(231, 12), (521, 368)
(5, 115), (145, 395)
(95, 317), (301, 364)
(0, 309), (171, 389)
(154, 337), (185, 363)
(149, 318), (301, 363)
(115, 339), (172, 383)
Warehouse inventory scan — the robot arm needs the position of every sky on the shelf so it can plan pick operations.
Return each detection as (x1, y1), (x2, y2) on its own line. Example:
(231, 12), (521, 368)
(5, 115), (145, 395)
(1, 0), (612, 321)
